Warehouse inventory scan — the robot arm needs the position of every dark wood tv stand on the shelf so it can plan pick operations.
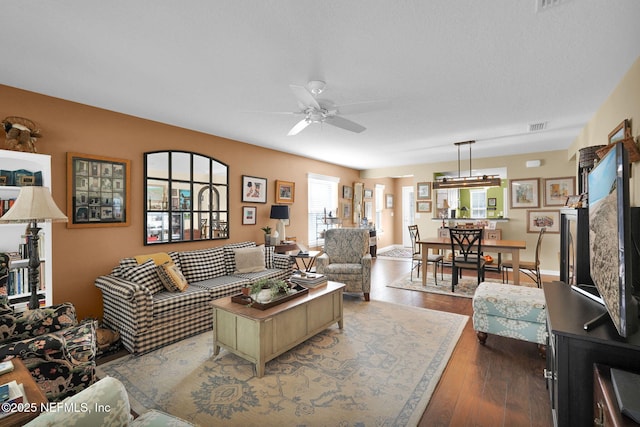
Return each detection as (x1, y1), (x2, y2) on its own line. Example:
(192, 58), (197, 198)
(543, 282), (640, 427)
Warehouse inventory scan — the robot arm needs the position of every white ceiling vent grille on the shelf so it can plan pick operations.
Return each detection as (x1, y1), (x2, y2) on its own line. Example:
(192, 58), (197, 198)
(536, 0), (571, 12)
(528, 122), (547, 132)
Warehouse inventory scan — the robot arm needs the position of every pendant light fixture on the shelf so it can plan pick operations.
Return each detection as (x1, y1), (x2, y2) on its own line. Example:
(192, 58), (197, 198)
(432, 140), (502, 189)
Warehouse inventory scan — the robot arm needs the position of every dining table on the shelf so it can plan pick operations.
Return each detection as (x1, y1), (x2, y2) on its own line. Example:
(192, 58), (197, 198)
(418, 237), (527, 286)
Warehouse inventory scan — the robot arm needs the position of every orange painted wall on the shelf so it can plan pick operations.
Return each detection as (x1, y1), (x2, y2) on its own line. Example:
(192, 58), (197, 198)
(1, 84), (396, 319)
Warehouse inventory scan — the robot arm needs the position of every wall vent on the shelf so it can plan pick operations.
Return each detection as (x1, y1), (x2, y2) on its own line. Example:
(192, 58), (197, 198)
(528, 122), (547, 132)
(536, 0), (571, 12)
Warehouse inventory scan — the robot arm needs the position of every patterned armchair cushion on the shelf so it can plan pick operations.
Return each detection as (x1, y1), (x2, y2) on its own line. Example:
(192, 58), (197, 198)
(323, 229), (370, 264)
(0, 302), (77, 344)
(0, 305), (96, 402)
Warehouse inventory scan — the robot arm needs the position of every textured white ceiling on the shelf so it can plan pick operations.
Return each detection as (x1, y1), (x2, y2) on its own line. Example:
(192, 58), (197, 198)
(2, 0), (640, 170)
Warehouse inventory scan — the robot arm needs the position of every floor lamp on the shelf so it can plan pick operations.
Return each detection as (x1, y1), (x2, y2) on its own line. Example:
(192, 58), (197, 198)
(0, 186), (67, 309)
(270, 205), (289, 245)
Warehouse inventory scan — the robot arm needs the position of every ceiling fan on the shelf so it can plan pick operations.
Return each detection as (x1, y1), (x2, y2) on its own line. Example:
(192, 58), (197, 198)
(285, 80), (388, 136)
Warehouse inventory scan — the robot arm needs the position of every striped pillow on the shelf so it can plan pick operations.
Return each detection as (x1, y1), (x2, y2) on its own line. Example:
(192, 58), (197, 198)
(120, 259), (165, 295)
(157, 262), (189, 292)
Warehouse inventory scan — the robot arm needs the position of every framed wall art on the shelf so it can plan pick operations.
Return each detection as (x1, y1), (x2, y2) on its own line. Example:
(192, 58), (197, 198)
(609, 119), (631, 144)
(364, 188), (373, 199)
(242, 175), (267, 203)
(385, 194), (394, 209)
(510, 178), (539, 209)
(342, 185), (352, 199)
(242, 206), (256, 225)
(526, 209), (560, 234)
(416, 201), (432, 213)
(275, 180), (295, 204)
(341, 201), (351, 219)
(66, 152), (131, 228)
(544, 176), (575, 206)
(417, 182), (431, 200)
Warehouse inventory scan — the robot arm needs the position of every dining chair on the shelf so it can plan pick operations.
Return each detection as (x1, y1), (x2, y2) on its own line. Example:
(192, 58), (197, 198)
(502, 227), (546, 287)
(408, 225), (444, 284)
(449, 228), (485, 292)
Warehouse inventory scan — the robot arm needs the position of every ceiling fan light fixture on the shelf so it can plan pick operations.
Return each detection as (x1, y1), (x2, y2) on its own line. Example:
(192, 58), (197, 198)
(306, 80), (326, 96)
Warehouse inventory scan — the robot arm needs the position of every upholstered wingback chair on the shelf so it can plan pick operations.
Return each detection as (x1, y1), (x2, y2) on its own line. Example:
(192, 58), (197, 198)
(0, 301), (97, 402)
(316, 228), (372, 301)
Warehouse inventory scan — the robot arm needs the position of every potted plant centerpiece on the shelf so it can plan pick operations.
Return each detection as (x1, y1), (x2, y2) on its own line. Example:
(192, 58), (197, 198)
(260, 225), (272, 246)
(248, 278), (291, 304)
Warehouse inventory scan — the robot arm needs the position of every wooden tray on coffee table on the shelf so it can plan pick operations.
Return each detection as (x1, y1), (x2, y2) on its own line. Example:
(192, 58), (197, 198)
(231, 284), (309, 310)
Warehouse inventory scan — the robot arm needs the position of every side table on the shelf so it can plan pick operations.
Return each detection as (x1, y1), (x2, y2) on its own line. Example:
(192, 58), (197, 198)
(0, 358), (48, 426)
(292, 250), (321, 272)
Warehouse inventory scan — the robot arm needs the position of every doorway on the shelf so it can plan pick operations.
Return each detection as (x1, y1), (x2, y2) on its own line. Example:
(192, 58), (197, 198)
(402, 186), (414, 247)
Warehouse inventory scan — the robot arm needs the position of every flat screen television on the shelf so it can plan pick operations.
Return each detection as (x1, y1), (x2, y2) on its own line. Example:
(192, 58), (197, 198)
(587, 141), (639, 338)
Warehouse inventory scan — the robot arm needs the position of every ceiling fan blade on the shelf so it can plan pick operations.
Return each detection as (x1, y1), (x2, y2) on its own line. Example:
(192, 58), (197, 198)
(335, 99), (391, 115)
(287, 118), (311, 136)
(290, 85), (321, 110)
(325, 116), (366, 133)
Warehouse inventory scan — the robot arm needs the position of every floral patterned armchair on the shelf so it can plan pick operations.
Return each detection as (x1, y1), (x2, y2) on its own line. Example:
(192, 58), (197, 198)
(0, 300), (97, 402)
(316, 228), (372, 301)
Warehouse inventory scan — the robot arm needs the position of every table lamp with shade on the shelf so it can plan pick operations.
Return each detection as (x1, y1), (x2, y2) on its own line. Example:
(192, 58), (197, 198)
(0, 186), (67, 309)
(269, 205), (289, 245)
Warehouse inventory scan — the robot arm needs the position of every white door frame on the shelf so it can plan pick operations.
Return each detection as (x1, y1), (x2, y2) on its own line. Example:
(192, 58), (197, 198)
(402, 186), (414, 247)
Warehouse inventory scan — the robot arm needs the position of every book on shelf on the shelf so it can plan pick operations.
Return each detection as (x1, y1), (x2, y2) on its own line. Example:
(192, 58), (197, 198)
(291, 273), (327, 288)
(0, 380), (27, 419)
(0, 380), (24, 406)
(0, 360), (14, 375)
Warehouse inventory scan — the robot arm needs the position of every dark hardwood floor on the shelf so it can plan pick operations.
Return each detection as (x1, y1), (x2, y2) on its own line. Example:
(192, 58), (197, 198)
(370, 257), (553, 427)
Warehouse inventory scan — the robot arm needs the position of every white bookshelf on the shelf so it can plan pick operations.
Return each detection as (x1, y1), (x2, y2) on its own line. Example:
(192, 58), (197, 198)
(0, 149), (53, 308)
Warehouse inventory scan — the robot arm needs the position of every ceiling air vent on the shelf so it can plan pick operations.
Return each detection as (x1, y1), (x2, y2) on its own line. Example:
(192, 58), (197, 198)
(536, 0), (571, 12)
(528, 122), (547, 132)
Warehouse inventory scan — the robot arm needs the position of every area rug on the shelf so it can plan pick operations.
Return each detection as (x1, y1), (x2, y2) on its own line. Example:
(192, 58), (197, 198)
(97, 299), (468, 426)
(388, 272), (513, 298)
(377, 246), (412, 259)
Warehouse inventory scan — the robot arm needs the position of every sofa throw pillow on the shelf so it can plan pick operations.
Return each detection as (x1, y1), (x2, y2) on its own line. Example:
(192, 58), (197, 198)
(157, 262), (189, 292)
(179, 246), (226, 283)
(223, 241), (256, 275)
(263, 244), (275, 269)
(120, 259), (165, 295)
(233, 246), (266, 274)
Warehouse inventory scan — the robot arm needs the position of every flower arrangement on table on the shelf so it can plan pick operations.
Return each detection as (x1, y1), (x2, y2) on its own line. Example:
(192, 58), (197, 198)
(244, 278), (291, 304)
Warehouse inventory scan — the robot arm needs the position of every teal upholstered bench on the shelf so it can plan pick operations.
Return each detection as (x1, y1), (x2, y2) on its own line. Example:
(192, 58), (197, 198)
(472, 282), (547, 356)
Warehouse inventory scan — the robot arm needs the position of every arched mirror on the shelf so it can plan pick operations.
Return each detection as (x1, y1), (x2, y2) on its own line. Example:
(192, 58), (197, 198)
(144, 151), (229, 245)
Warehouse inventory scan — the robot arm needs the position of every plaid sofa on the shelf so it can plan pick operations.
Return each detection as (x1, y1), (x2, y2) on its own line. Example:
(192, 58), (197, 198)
(94, 242), (293, 355)
(0, 301), (97, 402)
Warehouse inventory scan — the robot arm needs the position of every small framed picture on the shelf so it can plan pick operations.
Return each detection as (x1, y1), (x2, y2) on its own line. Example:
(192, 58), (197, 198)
(527, 209), (560, 233)
(417, 182), (431, 200)
(364, 188), (373, 199)
(275, 180), (295, 204)
(242, 175), (267, 203)
(341, 202), (351, 219)
(416, 201), (432, 213)
(342, 185), (352, 199)
(242, 206), (256, 225)
(488, 197), (497, 207)
(544, 177), (575, 206)
(385, 194), (394, 209)
(510, 178), (539, 209)
(609, 119), (631, 144)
